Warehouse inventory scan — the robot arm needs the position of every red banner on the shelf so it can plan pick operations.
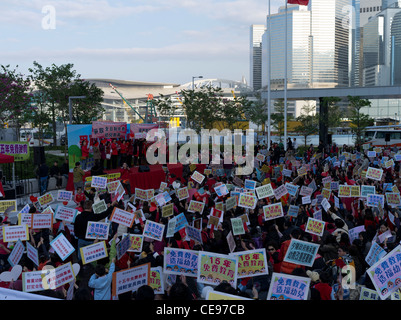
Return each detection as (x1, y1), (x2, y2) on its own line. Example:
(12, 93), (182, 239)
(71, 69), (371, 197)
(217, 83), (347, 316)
(130, 123), (159, 139)
(92, 121), (127, 139)
(287, 0), (309, 5)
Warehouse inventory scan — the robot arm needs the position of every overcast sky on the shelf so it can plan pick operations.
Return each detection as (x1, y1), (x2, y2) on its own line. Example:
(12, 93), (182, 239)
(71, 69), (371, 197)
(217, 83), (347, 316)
(0, 0), (283, 85)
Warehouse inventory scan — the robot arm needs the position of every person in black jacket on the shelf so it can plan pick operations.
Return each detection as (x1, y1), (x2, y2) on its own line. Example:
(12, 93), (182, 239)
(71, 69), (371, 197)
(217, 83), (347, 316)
(74, 199), (115, 261)
(49, 161), (62, 189)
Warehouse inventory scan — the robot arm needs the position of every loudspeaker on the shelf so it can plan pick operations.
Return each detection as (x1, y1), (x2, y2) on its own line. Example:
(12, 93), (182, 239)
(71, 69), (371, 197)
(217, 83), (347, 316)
(33, 146), (45, 165)
(385, 133), (391, 142)
(327, 134), (332, 145)
(3, 187), (16, 200)
(139, 165), (150, 172)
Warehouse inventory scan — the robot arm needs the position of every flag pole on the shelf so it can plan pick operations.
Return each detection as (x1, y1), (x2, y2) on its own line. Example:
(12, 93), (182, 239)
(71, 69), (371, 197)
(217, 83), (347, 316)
(284, 0), (288, 151)
(267, 0), (271, 151)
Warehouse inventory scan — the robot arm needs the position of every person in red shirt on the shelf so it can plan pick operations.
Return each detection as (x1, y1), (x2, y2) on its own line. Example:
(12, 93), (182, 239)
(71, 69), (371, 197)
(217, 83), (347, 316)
(74, 187), (86, 206)
(111, 139), (119, 169)
(120, 162), (132, 197)
(313, 271), (334, 300)
(81, 140), (90, 170)
(119, 140), (128, 167)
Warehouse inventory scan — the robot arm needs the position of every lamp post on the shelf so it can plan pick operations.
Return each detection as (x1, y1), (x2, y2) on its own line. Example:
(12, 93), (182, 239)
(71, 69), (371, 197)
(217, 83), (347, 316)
(69, 96), (86, 124)
(192, 76), (203, 90)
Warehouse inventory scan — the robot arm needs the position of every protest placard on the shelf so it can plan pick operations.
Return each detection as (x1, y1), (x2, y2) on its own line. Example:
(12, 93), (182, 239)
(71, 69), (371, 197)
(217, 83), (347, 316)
(263, 203), (284, 221)
(0, 200), (17, 213)
(91, 176), (108, 189)
(367, 245), (401, 300)
(149, 267), (164, 295)
(386, 193), (401, 207)
(126, 234), (144, 253)
(26, 242), (39, 267)
(143, 220), (165, 241)
(80, 241), (108, 265)
(338, 185), (351, 197)
(191, 171), (205, 184)
(135, 188), (148, 201)
(366, 167), (383, 181)
(185, 225), (203, 243)
(106, 180), (120, 194)
(161, 203), (174, 218)
(50, 233), (75, 261)
(365, 241), (387, 267)
(238, 194), (257, 209)
(231, 217), (245, 236)
(7, 239), (25, 267)
(367, 194), (384, 207)
(361, 185), (376, 198)
(54, 206), (77, 223)
(267, 273), (311, 300)
(350, 185), (360, 197)
(2, 224), (29, 243)
(285, 183), (299, 197)
(22, 262), (76, 293)
(31, 213), (53, 230)
(206, 290), (252, 300)
(56, 190), (73, 202)
(188, 200), (206, 214)
(255, 184), (274, 199)
(37, 193), (54, 207)
(225, 196), (237, 211)
(359, 287), (380, 301)
(287, 205), (299, 218)
(163, 248), (199, 277)
(176, 187), (189, 201)
(305, 217), (325, 236)
(197, 252), (238, 288)
(116, 235), (131, 260)
(92, 199), (108, 214)
(299, 186), (313, 197)
(110, 207), (135, 228)
(85, 221), (110, 240)
(230, 249), (269, 278)
(112, 263), (150, 297)
(302, 196), (311, 205)
(244, 179), (256, 190)
(283, 239), (320, 267)
(348, 225), (366, 244)
(273, 184), (288, 201)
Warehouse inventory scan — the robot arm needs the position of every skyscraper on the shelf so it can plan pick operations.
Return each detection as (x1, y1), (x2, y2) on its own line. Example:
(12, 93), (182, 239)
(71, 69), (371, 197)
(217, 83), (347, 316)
(250, 25), (266, 91)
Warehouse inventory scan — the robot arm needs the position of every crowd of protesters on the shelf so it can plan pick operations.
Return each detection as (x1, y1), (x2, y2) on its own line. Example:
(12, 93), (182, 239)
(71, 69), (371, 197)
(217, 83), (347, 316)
(1, 134), (401, 301)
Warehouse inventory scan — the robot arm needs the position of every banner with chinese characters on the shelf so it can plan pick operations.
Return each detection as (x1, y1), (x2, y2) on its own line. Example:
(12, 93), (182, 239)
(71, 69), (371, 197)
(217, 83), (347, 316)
(50, 233), (75, 261)
(80, 241), (108, 265)
(267, 273), (311, 300)
(191, 171), (205, 184)
(54, 206), (77, 223)
(91, 176), (108, 189)
(7, 239), (25, 267)
(85, 221), (110, 240)
(238, 194), (257, 209)
(230, 217), (245, 236)
(22, 262), (76, 293)
(283, 239), (320, 267)
(0, 142), (29, 161)
(2, 224), (29, 242)
(176, 187), (189, 201)
(367, 245), (401, 300)
(143, 220), (165, 241)
(188, 200), (206, 214)
(197, 252), (238, 288)
(91, 121), (127, 139)
(366, 167), (383, 181)
(263, 203), (284, 221)
(230, 249), (269, 279)
(255, 184), (274, 199)
(149, 267), (164, 294)
(163, 248), (199, 277)
(31, 213), (53, 230)
(37, 193), (54, 207)
(56, 190), (73, 202)
(305, 217), (325, 236)
(112, 263), (150, 297)
(110, 207), (135, 228)
(127, 234), (144, 253)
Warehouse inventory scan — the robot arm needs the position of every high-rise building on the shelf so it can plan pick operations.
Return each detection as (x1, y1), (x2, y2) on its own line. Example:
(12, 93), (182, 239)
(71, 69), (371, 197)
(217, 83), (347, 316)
(362, 2), (401, 86)
(250, 25), (266, 91)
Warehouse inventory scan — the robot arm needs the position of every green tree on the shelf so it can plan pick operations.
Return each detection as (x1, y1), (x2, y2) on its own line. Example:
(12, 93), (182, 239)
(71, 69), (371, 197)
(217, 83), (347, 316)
(347, 95), (373, 146)
(271, 99), (292, 142)
(295, 103), (318, 147)
(242, 93), (268, 132)
(0, 65), (34, 138)
(28, 61), (104, 147)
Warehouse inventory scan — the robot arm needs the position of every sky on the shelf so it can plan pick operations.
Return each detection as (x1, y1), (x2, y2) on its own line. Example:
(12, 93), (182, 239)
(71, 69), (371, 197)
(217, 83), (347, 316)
(0, 0), (283, 86)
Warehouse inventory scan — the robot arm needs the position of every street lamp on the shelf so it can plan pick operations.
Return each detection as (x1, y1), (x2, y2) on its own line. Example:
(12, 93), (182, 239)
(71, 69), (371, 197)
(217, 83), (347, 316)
(192, 76), (203, 90)
(69, 96), (86, 124)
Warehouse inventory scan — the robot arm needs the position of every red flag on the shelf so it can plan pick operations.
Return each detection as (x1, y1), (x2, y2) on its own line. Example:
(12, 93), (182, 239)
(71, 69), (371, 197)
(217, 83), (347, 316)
(287, 0), (309, 5)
